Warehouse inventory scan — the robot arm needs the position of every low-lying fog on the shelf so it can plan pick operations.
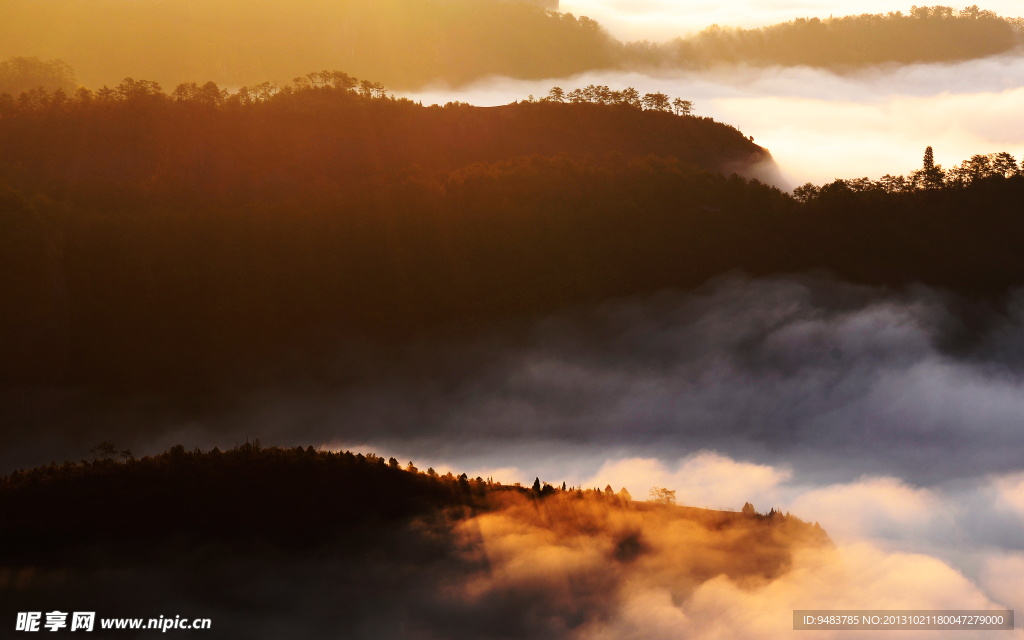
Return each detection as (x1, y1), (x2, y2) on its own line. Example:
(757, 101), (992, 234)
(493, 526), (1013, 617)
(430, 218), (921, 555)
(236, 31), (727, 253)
(404, 54), (1024, 187)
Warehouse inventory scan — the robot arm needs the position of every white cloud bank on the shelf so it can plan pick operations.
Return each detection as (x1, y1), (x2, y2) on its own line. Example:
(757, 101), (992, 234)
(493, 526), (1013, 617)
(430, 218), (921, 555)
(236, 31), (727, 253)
(578, 543), (1021, 640)
(580, 451), (791, 510)
(569, 449), (1024, 637)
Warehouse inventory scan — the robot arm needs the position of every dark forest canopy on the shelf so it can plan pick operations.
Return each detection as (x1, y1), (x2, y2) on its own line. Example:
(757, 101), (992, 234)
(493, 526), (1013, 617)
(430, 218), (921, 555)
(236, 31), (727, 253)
(0, 1), (1021, 90)
(1, 82), (1023, 392)
(0, 443), (507, 558)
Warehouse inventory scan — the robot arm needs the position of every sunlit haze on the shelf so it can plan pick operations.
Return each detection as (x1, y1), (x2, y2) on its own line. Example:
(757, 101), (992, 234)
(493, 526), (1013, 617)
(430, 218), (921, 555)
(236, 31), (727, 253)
(561, 0), (1024, 39)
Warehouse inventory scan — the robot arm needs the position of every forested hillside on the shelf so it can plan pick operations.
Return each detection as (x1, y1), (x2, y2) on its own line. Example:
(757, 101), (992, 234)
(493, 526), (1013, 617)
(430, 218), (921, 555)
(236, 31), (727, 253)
(0, 75), (768, 390)
(2, 78), (1023, 395)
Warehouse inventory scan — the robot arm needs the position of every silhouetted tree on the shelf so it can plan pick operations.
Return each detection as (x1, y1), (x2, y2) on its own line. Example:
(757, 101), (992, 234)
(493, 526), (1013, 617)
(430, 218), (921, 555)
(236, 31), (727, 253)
(329, 71), (358, 91)
(648, 487), (676, 505)
(672, 98), (694, 116)
(114, 78), (163, 101)
(991, 151), (1019, 177)
(641, 92), (671, 111)
(912, 145), (945, 189)
(90, 442), (116, 461)
(173, 80), (227, 106)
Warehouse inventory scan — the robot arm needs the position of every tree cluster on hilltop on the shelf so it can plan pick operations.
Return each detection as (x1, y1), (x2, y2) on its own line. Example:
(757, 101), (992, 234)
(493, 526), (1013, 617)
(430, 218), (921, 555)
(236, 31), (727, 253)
(537, 85), (694, 116)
